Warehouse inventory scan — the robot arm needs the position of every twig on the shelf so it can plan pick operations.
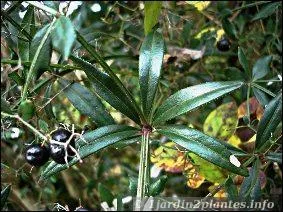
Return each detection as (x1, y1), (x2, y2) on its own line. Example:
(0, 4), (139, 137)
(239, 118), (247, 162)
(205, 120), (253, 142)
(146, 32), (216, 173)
(1, 112), (48, 141)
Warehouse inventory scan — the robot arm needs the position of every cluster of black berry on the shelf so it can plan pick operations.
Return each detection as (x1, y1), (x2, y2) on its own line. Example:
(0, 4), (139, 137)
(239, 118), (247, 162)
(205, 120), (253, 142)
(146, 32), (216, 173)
(25, 128), (78, 167)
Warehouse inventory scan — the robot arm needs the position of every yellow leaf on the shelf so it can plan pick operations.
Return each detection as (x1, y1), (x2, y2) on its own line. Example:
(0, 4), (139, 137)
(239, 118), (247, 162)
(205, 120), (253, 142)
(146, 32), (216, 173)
(186, 168), (205, 189)
(186, 1), (210, 11)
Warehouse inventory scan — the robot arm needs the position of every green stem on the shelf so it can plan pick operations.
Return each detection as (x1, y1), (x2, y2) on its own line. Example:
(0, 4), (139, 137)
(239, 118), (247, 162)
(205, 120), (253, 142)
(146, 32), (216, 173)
(136, 131), (150, 209)
(21, 17), (57, 102)
(1, 112), (48, 141)
(246, 83), (251, 124)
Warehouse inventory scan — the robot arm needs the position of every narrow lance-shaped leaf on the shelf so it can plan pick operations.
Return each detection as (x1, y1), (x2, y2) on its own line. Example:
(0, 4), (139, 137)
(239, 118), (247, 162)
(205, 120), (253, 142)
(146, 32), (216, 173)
(40, 125), (140, 180)
(255, 92), (282, 150)
(30, 24), (52, 80)
(69, 55), (141, 124)
(252, 55), (272, 81)
(252, 2), (281, 21)
(252, 87), (270, 107)
(76, 33), (142, 123)
(18, 5), (34, 62)
(266, 152), (282, 163)
(148, 175), (167, 196)
(153, 81), (243, 125)
(222, 18), (237, 39)
(224, 176), (238, 201)
(144, 1), (162, 35)
(98, 183), (115, 205)
(139, 30), (164, 120)
(1, 184), (11, 210)
(239, 159), (261, 202)
(238, 47), (249, 78)
(44, 83), (56, 119)
(157, 126), (249, 176)
(59, 79), (115, 127)
(51, 16), (76, 60)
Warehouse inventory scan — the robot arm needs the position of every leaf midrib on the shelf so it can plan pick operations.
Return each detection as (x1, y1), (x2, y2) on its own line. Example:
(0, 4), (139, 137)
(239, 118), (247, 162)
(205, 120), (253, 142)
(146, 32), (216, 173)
(154, 83), (240, 124)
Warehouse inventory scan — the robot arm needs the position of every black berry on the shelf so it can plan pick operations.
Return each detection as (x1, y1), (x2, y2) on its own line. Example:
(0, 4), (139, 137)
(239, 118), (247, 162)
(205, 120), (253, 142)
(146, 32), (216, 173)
(49, 128), (75, 164)
(216, 38), (231, 52)
(25, 144), (50, 166)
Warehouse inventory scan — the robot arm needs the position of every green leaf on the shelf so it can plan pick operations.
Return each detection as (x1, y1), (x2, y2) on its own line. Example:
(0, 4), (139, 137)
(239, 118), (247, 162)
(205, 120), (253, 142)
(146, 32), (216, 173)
(69, 55), (141, 124)
(1, 98), (12, 114)
(224, 67), (245, 81)
(239, 159), (261, 202)
(266, 152), (282, 163)
(129, 177), (138, 196)
(217, 139), (248, 156)
(1, 184), (11, 210)
(252, 55), (272, 81)
(238, 47), (249, 77)
(144, 2), (162, 35)
(153, 81), (243, 125)
(98, 183), (114, 206)
(225, 176), (238, 201)
(157, 126), (249, 176)
(255, 92), (282, 150)
(75, 33), (142, 123)
(203, 102), (238, 141)
(252, 2), (281, 21)
(40, 125), (140, 180)
(139, 30), (164, 119)
(59, 79), (115, 127)
(51, 16), (76, 60)
(148, 175), (167, 196)
(222, 18), (237, 39)
(8, 71), (24, 86)
(18, 5), (34, 62)
(252, 87), (270, 107)
(38, 119), (49, 133)
(44, 83), (56, 119)
(30, 24), (52, 79)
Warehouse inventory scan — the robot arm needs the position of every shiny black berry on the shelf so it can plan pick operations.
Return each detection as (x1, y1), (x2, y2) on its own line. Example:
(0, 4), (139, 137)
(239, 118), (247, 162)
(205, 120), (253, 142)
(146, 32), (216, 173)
(49, 128), (75, 164)
(25, 144), (50, 166)
(216, 38), (231, 52)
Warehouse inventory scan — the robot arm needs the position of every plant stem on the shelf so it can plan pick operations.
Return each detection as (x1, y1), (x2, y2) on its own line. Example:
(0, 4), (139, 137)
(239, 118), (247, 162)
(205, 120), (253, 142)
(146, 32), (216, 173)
(136, 131), (150, 210)
(246, 83), (251, 124)
(21, 17), (57, 102)
(1, 112), (48, 141)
